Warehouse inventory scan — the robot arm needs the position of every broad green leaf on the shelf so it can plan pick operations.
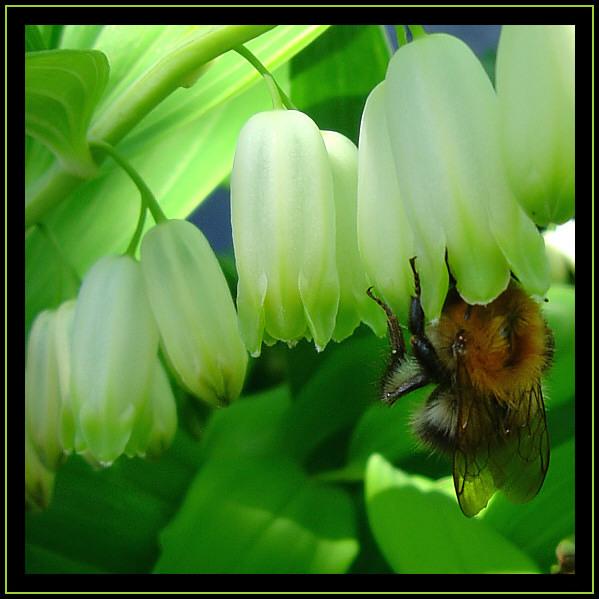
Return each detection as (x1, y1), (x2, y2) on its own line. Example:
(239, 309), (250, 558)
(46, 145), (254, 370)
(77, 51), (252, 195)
(290, 25), (392, 142)
(36, 25), (66, 51)
(200, 385), (292, 462)
(280, 333), (384, 465)
(155, 455), (358, 574)
(365, 454), (541, 573)
(154, 387), (358, 573)
(25, 25), (46, 53)
(543, 284), (575, 447)
(479, 438), (575, 573)
(344, 386), (433, 478)
(25, 49), (109, 177)
(25, 428), (203, 573)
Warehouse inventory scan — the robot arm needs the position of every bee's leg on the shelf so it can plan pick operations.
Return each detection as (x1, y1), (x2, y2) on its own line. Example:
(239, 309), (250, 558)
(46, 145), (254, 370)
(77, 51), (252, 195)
(368, 287), (428, 405)
(384, 370), (431, 405)
(366, 287), (406, 361)
(408, 257), (448, 383)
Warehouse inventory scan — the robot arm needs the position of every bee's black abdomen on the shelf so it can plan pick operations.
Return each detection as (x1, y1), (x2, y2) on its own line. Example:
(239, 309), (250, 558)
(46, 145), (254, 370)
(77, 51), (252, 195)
(411, 387), (458, 454)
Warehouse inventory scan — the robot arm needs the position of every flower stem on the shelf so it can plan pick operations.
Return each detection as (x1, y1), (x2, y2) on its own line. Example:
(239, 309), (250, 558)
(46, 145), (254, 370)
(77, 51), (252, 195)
(407, 25), (427, 40)
(234, 44), (296, 110)
(89, 140), (167, 255)
(395, 26), (408, 48)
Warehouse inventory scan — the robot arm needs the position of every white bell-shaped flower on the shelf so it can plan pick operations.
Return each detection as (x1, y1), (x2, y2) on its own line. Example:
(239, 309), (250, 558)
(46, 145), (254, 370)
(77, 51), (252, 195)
(231, 109), (339, 356)
(321, 130), (386, 340)
(496, 25), (575, 227)
(141, 219), (248, 407)
(25, 426), (56, 512)
(357, 81), (415, 331)
(125, 357), (177, 459)
(25, 305), (70, 471)
(70, 254), (159, 465)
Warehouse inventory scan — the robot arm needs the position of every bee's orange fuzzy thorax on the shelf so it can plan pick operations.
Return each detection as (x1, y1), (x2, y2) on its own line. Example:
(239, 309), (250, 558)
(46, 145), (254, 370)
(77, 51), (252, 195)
(432, 282), (552, 405)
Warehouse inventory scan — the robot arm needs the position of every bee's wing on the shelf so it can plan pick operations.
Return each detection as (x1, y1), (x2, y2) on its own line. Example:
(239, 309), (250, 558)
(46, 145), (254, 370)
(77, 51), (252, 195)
(493, 382), (550, 504)
(452, 386), (502, 518)
(453, 377), (550, 518)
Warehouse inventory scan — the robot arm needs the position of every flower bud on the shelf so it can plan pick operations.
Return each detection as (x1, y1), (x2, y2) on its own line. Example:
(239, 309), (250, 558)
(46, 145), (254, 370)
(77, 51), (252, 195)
(50, 299), (78, 452)
(231, 109), (339, 356)
(70, 254), (159, 465)
(25, 307), (65, 470)
(141, 219), (247, 407)
(321, 130), (386, 339)
(357, 81), (415, 332)
(496, 25), (575, 227)
(382, 33), (548, 318)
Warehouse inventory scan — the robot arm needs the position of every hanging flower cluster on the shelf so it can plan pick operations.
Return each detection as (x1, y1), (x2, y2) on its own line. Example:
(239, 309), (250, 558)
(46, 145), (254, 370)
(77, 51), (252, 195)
(25, 219), (247, 509)
(231, 27), (573, 348)
(356, 28), (572, 321)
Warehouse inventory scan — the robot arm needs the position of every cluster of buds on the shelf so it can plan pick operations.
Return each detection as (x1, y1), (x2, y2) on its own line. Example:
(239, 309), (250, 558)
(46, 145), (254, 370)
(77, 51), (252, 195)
(26, 219), (247, 510)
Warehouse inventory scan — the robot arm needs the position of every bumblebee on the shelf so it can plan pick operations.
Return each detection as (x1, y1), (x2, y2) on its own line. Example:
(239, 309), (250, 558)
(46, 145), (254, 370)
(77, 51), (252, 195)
(367, 258), (553, 517)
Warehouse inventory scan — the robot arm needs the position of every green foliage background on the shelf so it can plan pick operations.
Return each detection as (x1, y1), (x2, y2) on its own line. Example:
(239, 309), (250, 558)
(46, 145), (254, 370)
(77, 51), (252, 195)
(24, 25), (575, 577)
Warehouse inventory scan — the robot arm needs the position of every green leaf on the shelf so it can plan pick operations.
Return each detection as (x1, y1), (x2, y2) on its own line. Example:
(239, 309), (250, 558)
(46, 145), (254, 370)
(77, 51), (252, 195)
(25, 25), (47, 53)
(543, 284), (575, 447)
(478, 438), (574, 573)
(154, 388), (358, 573)
(200, 385), (291, 461)
(36, 25), (66, 51)
(344, 386), (434, 478)
(280, 333), (384, 465)
(155, 456), (358, 574)
(25, 429), (203, 573)
(290, 24), (392, 143)
(25, 49), (109, 178)
(365, 454), (541, 573)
